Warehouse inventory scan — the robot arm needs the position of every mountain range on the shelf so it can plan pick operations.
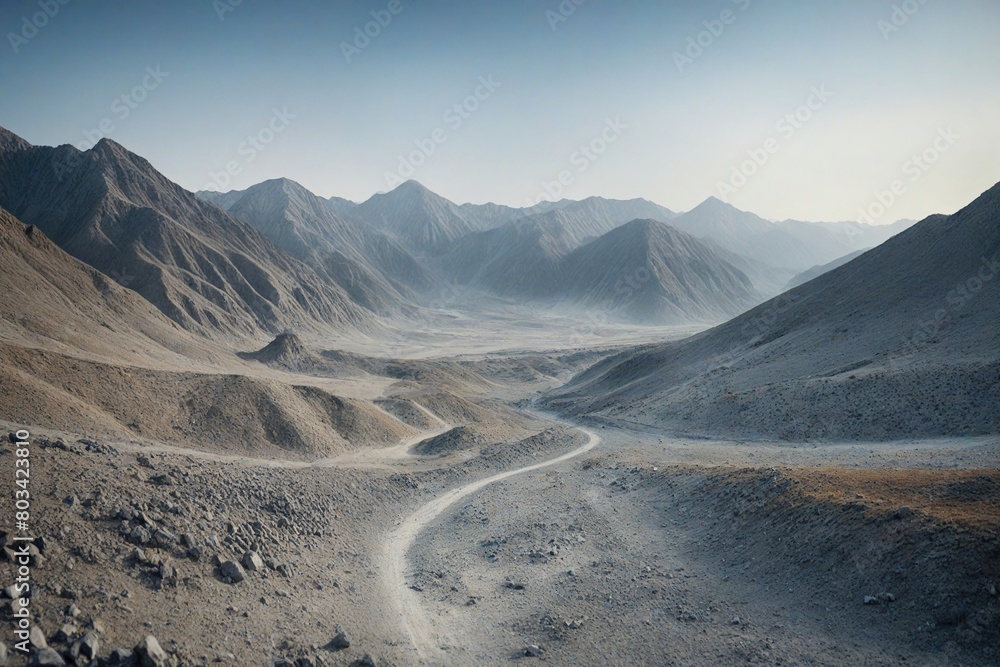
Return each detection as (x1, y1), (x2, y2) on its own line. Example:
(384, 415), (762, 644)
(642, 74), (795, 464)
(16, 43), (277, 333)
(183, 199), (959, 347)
(543, 183), (1000, 440)
(0, 124), (919, 338)
(0, 128), (371, 338)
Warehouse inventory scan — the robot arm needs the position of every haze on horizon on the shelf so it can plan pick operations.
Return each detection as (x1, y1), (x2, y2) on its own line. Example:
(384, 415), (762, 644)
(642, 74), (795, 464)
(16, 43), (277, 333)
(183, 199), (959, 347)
(1, 0), (997, 223)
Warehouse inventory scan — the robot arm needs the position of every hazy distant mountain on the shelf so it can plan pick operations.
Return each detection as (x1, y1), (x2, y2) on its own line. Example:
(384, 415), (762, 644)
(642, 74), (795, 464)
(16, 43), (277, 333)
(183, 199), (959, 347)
(669, 197), (914, 271)
(348, 180), (678, 253)
(324, 194), (357, 216)
(0, 126), (372, 337)
(197, 178), (432, 314)
(784, 248), (870, 290)
(443, 214), (761, 323)
(545, 183), (1000, 440)
(455, 195), (675, 235)
(537, 196), (675, 234)
(349, 180), (478, 251)
(441, 213), (584, 298)
(557, 219), (761, 323)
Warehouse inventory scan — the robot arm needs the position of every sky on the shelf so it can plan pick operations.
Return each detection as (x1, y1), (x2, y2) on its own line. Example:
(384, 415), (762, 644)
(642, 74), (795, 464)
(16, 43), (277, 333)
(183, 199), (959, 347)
(1, 0), (998, 222)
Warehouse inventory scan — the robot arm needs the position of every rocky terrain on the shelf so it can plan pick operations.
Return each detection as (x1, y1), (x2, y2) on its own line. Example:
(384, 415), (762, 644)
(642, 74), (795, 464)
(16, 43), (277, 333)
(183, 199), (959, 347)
(0, 126), (994, 667)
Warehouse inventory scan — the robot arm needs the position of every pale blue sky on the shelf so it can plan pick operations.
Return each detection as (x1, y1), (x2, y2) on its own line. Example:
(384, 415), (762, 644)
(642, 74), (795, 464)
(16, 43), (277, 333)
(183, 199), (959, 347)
(1, 0), (998, 221)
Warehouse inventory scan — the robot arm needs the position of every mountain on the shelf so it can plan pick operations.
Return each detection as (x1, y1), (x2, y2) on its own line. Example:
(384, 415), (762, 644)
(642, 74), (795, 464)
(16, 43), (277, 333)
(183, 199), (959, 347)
(535, 196), (675, 235)
(0, 206), (220, 365)
(455, 195), (674, 235)
(325, 194), (356, 216)
(197, 178), (432, 314)
(784, 248), (870, 290)
(349, 180), (678, 253)
(544, 183), (1000, 440)
(440, 213), (584, 298)
(669, 197), (914, 271)
(443, 216), (762, 323)
(348, 180), (478, 251)
(556, 219), (761, 323)
(0, 127), (371, 338)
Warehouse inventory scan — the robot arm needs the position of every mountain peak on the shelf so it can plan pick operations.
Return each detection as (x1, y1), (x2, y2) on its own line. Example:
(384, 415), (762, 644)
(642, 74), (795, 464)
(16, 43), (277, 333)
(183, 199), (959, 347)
(0, 126), (32, 153)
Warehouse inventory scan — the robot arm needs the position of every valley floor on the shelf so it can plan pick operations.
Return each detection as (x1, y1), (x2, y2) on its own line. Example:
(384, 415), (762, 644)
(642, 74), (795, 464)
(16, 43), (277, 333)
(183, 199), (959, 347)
(0, 339), (997, 667)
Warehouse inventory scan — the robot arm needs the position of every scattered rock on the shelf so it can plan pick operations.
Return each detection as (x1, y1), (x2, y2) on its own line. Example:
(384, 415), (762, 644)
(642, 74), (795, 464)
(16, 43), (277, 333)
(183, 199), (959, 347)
(151, 528), (176, 548)
(107, 648), (134, 664)
(54, 623), (77, 643)
(28, 648), (65, 666)
(158, 562), (178, 588)
(350, 655), (376, 667)
(242, 550), (264, 571)
(70, 631), (100, 662)
(330, 631), (350, 650)
(220, 560), (246, 583)
(134, 635), (169, 666)
(863, 592), (896, 605)
(525, 644), (543, 657)
(29, 624), (47, 649)
(129, 526), (151, 546)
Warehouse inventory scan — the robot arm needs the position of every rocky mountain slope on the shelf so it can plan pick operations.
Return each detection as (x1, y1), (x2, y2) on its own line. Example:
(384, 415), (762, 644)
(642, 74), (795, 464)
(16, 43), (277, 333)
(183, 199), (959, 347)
(544, 183), (1000, 440)
(0, 126), (371, 338)
(198, 178), (432, 314)
(441, 216), (762, 323)
(556, 219), (762, 323)
(0, 206), (221, 366)
(785, 248), (870, 290)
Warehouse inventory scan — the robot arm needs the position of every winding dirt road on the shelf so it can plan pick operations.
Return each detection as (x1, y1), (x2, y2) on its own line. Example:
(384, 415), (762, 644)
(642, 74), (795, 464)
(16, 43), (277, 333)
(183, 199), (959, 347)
(378, 423), (602, 665)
